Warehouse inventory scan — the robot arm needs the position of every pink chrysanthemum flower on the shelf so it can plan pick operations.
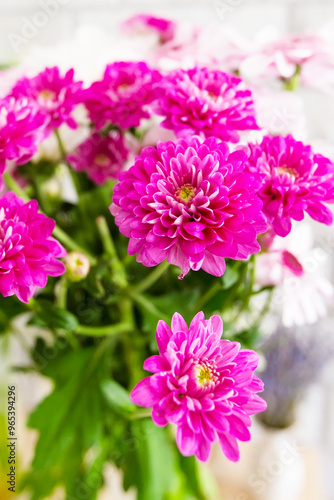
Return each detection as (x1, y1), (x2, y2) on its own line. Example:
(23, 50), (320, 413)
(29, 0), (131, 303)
(0, 192), (66, 303)
(131, 312), (266, 462)
(110, 136), (267, 277)
(83, 62), (162, 130)
(10, 67), (83, 130)
(154, 67), (259, 143)
(67, 131), (129, 184)
(245, 134), (334, 237)
(0, 96), (48, 182)
(123, 14), (176, 43)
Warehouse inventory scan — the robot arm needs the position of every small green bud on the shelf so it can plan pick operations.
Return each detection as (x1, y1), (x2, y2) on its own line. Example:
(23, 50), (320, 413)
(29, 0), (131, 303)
(64, 252), (90, 282)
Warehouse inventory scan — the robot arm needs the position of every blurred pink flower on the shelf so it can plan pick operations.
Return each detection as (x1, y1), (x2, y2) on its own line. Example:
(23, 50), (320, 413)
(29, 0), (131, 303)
(0, 67), (25, 98)
(131, 312), (266, 462)
(263, 34), (325, 79)
(110, 136), (267, 278)
(123, 14), (176, 43)
(301, 53), (334, 95)
(154, 67), (259, 143)
(0, 192), (66, 302)
(245, 134), (334, 236)
(240, 33), (326, 82)
(83, 62), (162, 130)
(256, 224), (334, 327)
(10, 67), (82, 130)
(0, 96), (48, 185)
(67, 131), (129, 184)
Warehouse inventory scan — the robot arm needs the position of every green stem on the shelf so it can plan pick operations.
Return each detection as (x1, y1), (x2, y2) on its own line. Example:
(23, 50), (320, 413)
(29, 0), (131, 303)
(241, 255), (256, 309)
(195, 281), (222, 311)
(31, 177), (52, 214)
(129, 291), (169, 323)
(254, 288), (274, 327)
(85, 336), (116, 378)
(96, 216), (128, 289)
(56, 276), (68, 309)
(283, 65), (301, 92)
(3, 172), (29, 201)
(54, 129), (67, 157)
(128, 409), (152, 420)
(4, 171), (97, 266)
(132, 260), (169, 294)
(122, 253), (136, 267)
(252, 285), (275, 295)
(53, 226), (97, 266)
(75, 321), (132, 337)
(54, 129), (81, 193)
(118, 297), (142, 386)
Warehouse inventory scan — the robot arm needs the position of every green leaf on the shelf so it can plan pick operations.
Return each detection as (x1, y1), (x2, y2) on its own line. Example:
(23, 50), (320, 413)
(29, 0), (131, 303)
(20, 348), (110, 500)
(0, 295), (27, 334)
(122, 420), (181, 500)
(101, 380), (136, 416)
(137, 289), (201, 350)
(221, 265), (239, 289)
(30, 299), (79, 332)
(121, 420), (211, 500)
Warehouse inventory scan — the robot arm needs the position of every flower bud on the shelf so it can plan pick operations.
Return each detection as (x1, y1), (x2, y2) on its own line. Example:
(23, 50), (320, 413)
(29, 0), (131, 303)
(64, 252), (90, 282)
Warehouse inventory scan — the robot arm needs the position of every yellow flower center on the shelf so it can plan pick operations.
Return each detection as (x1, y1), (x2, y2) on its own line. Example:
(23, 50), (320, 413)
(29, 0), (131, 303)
(197, 366), (213, 385)
(195, 360), (218, 387)
(175, 184), (196, 203)
(38, 89), (55, 100)
(208, 91), (218, 100)
(94, 154), (110, 168)
(117, 83), (131, 92)
(276, 166), (298, 178)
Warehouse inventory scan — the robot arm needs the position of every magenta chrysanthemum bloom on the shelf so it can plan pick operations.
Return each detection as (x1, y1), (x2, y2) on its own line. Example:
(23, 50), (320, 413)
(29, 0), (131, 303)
(0, 192), (66, 303)
(67, 131), (129, 184)
(154, 67), (259, 143)
(10, 67), (82, 130)
(123, 14), (176, 43)
(110, 136), (267, 277)
(83, 62), (162, 130)
(0, 96), (48, 182)
(131, 312), (267, 462)
(245, 134), (334, 237)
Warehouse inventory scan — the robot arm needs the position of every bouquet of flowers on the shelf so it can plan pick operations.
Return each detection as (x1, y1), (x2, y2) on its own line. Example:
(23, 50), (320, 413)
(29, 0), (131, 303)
(1, 13), (334, 500)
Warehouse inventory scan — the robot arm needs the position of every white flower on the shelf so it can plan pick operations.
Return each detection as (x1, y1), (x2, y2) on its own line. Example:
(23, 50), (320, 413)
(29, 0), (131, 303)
(256, 223), (334, 327)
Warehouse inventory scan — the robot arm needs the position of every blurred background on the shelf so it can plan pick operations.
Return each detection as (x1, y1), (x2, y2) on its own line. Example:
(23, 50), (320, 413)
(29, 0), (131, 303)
(1, 1), (334, 499)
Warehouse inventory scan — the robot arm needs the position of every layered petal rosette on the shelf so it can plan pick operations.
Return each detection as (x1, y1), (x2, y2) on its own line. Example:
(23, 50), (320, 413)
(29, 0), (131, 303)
(67, 131), (129, 184)
(10, 67), (83, 130)
(110, 136), (267, 277)
(154, 67), (259, 142)
(83, 62), (162, 130)
(0, 192), (66, 302)
(245, 134), (334, 236)
(131, 312), (267, 462)
(0, 96), (48, 182)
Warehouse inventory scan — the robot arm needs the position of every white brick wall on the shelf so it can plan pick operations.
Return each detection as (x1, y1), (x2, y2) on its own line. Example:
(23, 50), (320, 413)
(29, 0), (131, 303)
(1, 0), (334, 62)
